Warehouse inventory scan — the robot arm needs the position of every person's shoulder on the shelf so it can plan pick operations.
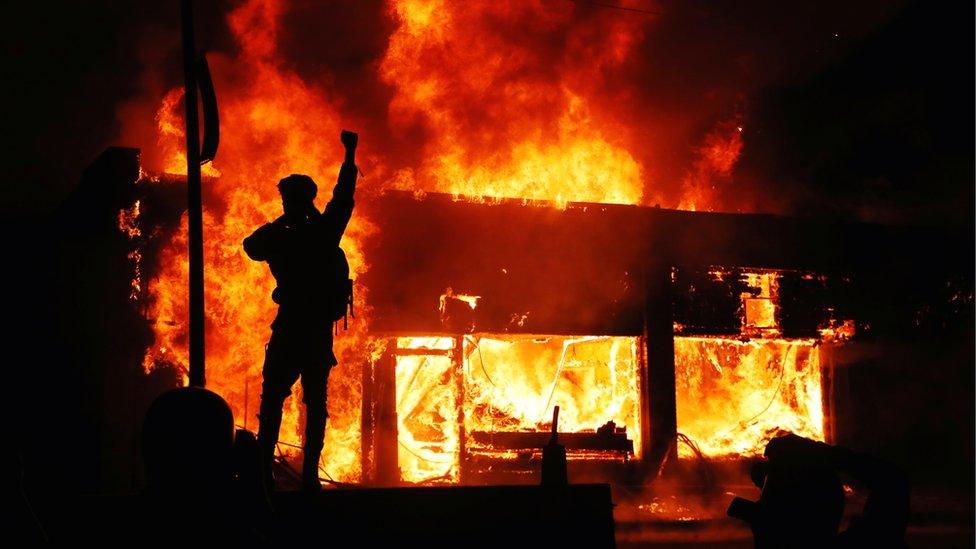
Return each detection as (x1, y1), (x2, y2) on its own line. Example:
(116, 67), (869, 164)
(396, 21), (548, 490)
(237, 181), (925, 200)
(245, 220), (281, 243)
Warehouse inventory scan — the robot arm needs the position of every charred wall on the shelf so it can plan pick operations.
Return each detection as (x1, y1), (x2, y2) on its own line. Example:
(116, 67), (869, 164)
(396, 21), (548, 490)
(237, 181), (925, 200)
(15, 148), (182, 497)
(361, 192), (650, 335)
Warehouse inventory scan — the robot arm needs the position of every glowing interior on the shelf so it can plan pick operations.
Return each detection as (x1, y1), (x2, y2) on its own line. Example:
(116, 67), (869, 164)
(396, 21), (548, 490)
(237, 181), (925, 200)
(674, 337), (825, 458)
(395, 335), (643, 483)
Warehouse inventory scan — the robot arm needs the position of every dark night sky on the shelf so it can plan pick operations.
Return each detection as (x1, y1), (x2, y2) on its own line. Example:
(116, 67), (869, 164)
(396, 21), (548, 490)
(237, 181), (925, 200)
(1, 0), (973, 227)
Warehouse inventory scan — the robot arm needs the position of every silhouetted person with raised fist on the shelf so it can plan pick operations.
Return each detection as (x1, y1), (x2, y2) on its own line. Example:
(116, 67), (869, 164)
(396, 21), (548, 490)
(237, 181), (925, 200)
(244, 130), (358, 492)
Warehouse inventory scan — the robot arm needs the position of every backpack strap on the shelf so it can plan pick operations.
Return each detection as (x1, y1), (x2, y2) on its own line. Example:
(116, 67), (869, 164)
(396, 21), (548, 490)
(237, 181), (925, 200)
(331, 280), (355, 334)
(348, 280), (355, 319)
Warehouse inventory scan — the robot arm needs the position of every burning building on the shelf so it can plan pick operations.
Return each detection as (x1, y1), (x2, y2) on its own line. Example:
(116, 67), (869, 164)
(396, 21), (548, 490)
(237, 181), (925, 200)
(94, 145), (967, 493)
(360, 192), (844, 485)
(18, 1), (973, 544)
(83, 0), (968, 493)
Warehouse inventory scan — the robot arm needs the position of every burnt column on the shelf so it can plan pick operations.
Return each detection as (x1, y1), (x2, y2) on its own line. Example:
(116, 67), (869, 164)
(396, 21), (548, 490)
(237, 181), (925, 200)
(360, 357), (375, 483)
(373, 340), (400, 485)
(644, 261), (678, 473)
(453, 335), (467, 483)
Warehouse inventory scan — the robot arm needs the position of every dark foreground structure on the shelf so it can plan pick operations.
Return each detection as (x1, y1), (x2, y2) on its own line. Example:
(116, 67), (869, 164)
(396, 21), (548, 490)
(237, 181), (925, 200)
(45, 484), (614, 546)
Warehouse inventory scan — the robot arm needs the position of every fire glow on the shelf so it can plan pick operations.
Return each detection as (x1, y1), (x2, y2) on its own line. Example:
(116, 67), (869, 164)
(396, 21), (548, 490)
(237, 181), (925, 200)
(675, 337), (824, 458)
(122, 0), (831, 485)
(395, 335), (643, 483)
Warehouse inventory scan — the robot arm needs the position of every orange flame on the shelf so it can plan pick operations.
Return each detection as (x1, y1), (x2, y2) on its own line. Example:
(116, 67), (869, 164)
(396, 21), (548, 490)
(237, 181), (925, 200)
(463, 335), (642, 456)
(141, 0), (375, 482)
(675, 337), (825, 457)
(118, 200), (143, 301)
(380, 0), (647, 206)
(678, 117), (744, 211)
(394, 335), (643, 483)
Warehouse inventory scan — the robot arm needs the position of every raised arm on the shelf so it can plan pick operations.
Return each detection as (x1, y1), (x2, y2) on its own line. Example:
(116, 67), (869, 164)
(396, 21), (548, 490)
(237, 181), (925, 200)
(318, 130), (359, 245)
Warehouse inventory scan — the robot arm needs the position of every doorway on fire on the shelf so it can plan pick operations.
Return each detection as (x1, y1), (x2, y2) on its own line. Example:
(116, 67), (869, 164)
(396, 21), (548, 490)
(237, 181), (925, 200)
(393, 335), (644, 484)
(671, 266), (852, 461)
(674, 337), (825, 458)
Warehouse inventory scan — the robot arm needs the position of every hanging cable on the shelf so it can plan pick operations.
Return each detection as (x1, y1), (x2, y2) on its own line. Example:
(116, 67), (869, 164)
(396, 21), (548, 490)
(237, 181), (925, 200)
(568, 0), (661, 16)
(465, 335), (497, 388)
(738, 344), (794, 427)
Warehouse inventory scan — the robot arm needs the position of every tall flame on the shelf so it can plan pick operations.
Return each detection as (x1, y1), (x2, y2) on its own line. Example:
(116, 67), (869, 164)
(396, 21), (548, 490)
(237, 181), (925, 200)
(380, 0), (647, 205)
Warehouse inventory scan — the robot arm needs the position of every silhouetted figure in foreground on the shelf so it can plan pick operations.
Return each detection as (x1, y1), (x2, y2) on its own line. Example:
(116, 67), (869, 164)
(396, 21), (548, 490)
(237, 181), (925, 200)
(141, 387), (269, 543)
(728, 433), (909, 548)
(244, 130), (358, 491)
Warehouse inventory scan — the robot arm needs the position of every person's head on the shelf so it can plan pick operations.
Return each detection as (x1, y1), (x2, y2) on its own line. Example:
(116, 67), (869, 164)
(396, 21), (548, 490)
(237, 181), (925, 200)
(277, 174), (317, 218)
(142, 387), (235, 495)
(730, 461), (845, 548)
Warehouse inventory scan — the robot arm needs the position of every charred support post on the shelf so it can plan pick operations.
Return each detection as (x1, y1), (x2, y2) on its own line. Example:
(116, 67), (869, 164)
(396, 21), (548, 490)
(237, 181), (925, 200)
(636, 337), (652, 474)
(374, 340), (400, 485)
(644, 262), (678, 473)
(820, 342), (846, 446)
(360, 357), (375, 483)
(181, 0), (205, 387)
(453, 335), (466, 483)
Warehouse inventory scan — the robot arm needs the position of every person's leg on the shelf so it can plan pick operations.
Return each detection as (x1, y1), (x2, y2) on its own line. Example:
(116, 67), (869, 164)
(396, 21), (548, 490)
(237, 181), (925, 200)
(300, 363), (331, 490)
(256, 395), (285, 487)
(256, 333), (300, 489)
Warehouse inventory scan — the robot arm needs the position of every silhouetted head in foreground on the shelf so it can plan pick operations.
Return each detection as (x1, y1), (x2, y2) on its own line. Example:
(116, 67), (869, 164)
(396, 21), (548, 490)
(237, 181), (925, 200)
(731, 460), (845, 548)
(278, 174), (318, 223)
(729, 433), (914, 548)
(142, 387), (235, 495)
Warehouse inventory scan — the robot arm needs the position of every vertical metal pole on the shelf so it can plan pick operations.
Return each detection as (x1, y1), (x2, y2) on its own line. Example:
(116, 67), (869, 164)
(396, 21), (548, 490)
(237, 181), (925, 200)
(182, 0), (205, 387)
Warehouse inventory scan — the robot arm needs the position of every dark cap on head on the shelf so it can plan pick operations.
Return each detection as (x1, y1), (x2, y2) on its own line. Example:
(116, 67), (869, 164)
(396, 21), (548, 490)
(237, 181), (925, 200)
(278, 174), (317, 203)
